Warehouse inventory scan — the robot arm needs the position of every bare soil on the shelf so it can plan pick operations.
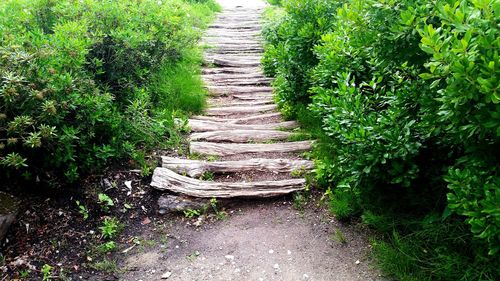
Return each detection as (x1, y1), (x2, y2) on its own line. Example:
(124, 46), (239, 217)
(120, 194), (384, 281)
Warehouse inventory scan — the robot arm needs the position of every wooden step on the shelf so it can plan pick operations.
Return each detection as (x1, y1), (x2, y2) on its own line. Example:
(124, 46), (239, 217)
(207, 80), (271, 87)
(211, 58), (260, 68)
(202, 67), (262, 75)
(191, 112), (282, 124)
(206, 86), (272, 96)
(233, 93), (273, 100)
(151, 168), (305, 198)
(190, 129), (292, 143)
(188, 119), (297, 132)
(190, 141), (313, 156)
(208, 48), (264, 55)
(207, 100), (273, 107)
(209, 25), (261, 31)
(206, 104), (276, 116)
(203, 73), (268, 80)
(162, 157), (314, 178)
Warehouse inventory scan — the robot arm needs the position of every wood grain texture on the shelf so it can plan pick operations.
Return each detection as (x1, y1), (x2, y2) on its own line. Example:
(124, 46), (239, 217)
(191, 112), (282, 124)
(188, 119), (297, 132)
(190, 129), (292, 143)
(206, 104), (276, 116)
(162, 157), (314, 178)
(190, 141), (313, 156)
(151, 167), (305, 198)
(206, 86), (272, 95)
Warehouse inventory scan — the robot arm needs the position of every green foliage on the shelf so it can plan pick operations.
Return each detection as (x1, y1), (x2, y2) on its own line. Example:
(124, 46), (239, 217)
(0, 0), (218, 184)
(210, 197), (226, 220)
(200, 171), (215, 181)
(331, 229), (347, 245)
(266, 0), (283, 6)
(91, 258), (117, 273)
(99, 217), (121, 239)
(41, 264), (53, 281)
(97, 193), (114, 212)
(263, 0), (499, 279)
(75, 200), (89, 220)
(328, 187), (359, 221)
(97, 241), (117, 254)
(183, 208), (201, 219)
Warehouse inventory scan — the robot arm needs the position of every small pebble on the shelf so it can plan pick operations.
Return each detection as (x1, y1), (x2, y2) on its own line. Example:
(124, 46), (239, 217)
(273, 264), (280, 270)
(161, 271), (172, 279)
(268, 249), (274, 254)
(355, 260), (361, 265)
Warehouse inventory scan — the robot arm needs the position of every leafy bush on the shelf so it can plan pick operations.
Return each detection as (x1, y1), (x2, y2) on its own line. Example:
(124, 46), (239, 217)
(263, 0), (499, 279)
(0, 0), (218, 183)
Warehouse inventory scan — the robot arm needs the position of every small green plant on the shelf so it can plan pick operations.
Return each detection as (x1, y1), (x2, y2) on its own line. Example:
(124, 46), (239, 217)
(183, 208), (201, 219)
(206, 155), (219, 162)
(287, 132), (311, 141)
(188, 153), (203, 160)
(99, 217), (121, 239)
(98, 193), (114, 212)
(292, 192), (307, 211)
(19, 270), (30, 278)
(41, 264), (53, 281)
(331, 229), (347, 245)
(210, 197), (227, 220)
(200, 171), (215, 181)
(186, 250), (201, 261)
(329, 189), (358, 221)
(97, 241), (117, 254)
(92, 258), (117, 273)
(290, 168), (307, 178)
(75, 201), (89, 220)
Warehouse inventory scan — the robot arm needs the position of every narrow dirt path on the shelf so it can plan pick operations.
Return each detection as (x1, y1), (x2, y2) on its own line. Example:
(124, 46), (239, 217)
(120, 1), (383, 280)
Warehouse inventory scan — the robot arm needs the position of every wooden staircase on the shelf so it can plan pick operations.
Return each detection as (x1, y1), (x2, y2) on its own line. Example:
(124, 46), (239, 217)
(150, 5), (314, 198)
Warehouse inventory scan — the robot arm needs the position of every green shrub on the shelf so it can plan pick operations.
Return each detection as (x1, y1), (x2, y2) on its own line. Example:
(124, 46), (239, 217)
(261, 0), (340, 116)
(262, 0), (499, 279)
(0, 0), (218, 183)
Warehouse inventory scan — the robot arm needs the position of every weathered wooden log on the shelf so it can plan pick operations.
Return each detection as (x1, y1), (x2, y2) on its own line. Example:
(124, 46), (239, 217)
(162, 157), (314, 178)
(151, 168), (305, 198)
(212, 58), (260, 68)
(232, 93), (274, 100)
(205, 31), (261, 37)
(209, 25), (261, 31)
(207, 80), (271, 87)
(203, 39), (262, 45)
(206, 104), (277, 116)
(190, 141), (313, 156)
(204, 77), (272, 85)
(190, 129), (292, 143)
(206, 86), (272, 96)
(203, 73), (268, 80)
(207, 100), (272, 107)
(207, 54), (262, 61)
(202, 67), (261, 75)
(207, 49), (264, 55)
(191, 112), (282, 124)
(188, 119), (298, 132)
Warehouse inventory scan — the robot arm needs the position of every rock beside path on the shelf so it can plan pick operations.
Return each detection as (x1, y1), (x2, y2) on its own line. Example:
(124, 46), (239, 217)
(0, 191), (20, 242)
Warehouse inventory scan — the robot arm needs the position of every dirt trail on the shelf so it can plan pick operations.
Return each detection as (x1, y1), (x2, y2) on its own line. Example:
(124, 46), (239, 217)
(120, 1), (383, 280)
